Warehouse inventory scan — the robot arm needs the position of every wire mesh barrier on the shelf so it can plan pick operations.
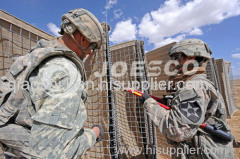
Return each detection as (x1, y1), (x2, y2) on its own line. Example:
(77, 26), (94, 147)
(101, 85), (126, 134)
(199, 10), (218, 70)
(224, 61), (239, 115)
(110, 40), (151, 159)
(145, 43), (176, 98)
(228, 64), (239, 112)
(0, 10), (54, 77)
(146, 43), (176, 159)
(0, 19), (46, 76)
(212, 59), (239, 118)
(1, 11), (240, 159)
(81, 23), (114, 159)
(206, 58), (221, 91)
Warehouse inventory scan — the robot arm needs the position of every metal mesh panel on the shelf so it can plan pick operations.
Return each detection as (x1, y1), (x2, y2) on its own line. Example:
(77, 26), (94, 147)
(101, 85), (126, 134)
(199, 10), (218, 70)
(136, 40), (154, 159)
(110, 40), (151, 159)
(206, 58), (239, 116)
(206, 58), (220, 91)
(140, 41), (158, 159)
(214, 59), (238, 118)
(146, 43), (176, 98)
(223, 61), (239, 116)
(212, 59), (223, 94)
(146, 43), (176, 159)
(215, 59), (230, 116)
(81, 23), (114, 159)
(0, 18), (48, 77)
(2, 10), (239, 158)
(228, 65), (239, 113)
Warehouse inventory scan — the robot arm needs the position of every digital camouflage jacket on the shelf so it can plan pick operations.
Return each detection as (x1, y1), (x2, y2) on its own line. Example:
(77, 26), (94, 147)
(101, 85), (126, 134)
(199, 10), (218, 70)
(0, 39), (97, 159)
(144, 74), (234, 159)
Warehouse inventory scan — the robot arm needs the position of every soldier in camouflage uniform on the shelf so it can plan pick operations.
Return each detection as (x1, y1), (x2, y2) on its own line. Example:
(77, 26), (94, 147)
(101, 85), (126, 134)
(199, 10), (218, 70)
(141, 39), (234, 158)
(0, 8), (104, 158)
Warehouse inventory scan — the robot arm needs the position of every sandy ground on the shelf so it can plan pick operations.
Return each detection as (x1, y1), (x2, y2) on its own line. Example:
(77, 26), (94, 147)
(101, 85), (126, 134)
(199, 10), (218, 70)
(227, 110), (240, 159)
(227, 79), (240, 158)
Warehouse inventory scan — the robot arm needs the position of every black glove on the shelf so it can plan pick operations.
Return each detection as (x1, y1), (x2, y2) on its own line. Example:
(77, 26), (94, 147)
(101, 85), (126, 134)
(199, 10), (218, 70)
(92, 125), (104, 142)
(139, 92), (151, 104)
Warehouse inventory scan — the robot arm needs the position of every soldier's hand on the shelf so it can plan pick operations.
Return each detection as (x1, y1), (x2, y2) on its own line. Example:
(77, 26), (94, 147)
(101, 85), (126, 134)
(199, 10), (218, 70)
(139, 92), (151, 104)
(92, 125), (104, 142)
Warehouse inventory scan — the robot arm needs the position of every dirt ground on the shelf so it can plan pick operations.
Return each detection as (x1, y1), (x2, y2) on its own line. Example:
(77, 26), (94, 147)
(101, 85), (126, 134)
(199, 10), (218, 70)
(227, 79), (240, 158)
(227, 110), (240, 158)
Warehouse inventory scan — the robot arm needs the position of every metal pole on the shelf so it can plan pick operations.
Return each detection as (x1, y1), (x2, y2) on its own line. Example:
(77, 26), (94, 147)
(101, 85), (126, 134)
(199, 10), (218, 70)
(136, 40), (152, 158)
(209, 59), (219, 90)
(214, 60), (222, 94)
(140, 40), (157, 159)
(18, 28), (22, 56)
(105, 23), (119, 159)
(7, 24), (12, 72)
(0, 25), (4, 75)
(222, 60), (233, 117)
(28, 32), (31, 50)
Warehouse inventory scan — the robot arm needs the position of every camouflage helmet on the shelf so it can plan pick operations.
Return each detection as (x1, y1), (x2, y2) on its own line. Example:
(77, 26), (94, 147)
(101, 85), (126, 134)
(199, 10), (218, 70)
(168, 39), (212, 59)
(59, 8), (103, 49)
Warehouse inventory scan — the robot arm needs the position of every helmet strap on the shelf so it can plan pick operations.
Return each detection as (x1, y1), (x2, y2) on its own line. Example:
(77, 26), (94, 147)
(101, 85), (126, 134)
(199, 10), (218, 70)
(66, 30), (96, 60)
(176, 53), (183, 70)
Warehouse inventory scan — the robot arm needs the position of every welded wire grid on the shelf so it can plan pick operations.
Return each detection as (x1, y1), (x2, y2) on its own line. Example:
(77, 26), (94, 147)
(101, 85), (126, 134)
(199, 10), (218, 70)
(110, 40), (151, 159)
(215, 59), (231, 117)
(0, 19), (115, 159)
(81, 23), (114, 159)
(214, 59), (237, 118)
(140, 41), (158, 159)
(105, 23), (119, 159)
(223, 61), (239, 117)
(146, 43), (176, 159)
(206, 58), (220, 91)
(206, 58), (239, 116)
(213, 59), (223, 94)
(228, 64), (239, 111)
(0, 19), (45, 77)
(2, 16), (239, 159)
(136, 41), (155, 159)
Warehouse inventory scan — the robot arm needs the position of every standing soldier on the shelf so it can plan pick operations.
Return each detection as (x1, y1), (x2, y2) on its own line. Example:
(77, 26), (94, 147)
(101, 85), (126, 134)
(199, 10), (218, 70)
(0, 8), (104, 158)
(140, 39), (234, 158)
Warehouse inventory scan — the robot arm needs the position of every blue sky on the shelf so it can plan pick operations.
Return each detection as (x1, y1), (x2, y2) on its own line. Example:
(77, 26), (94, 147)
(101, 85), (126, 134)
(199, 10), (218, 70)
(1, 0), (240, 78)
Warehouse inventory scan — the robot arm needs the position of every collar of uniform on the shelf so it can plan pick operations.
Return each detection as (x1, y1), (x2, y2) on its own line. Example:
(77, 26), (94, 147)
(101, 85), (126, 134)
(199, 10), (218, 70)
(37, 38), (72, 52)
(178, 66), (206, 81)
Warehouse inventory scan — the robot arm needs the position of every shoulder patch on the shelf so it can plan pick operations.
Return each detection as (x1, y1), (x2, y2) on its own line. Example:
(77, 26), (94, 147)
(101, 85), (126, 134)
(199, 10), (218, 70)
(180, 101), (202, 123)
